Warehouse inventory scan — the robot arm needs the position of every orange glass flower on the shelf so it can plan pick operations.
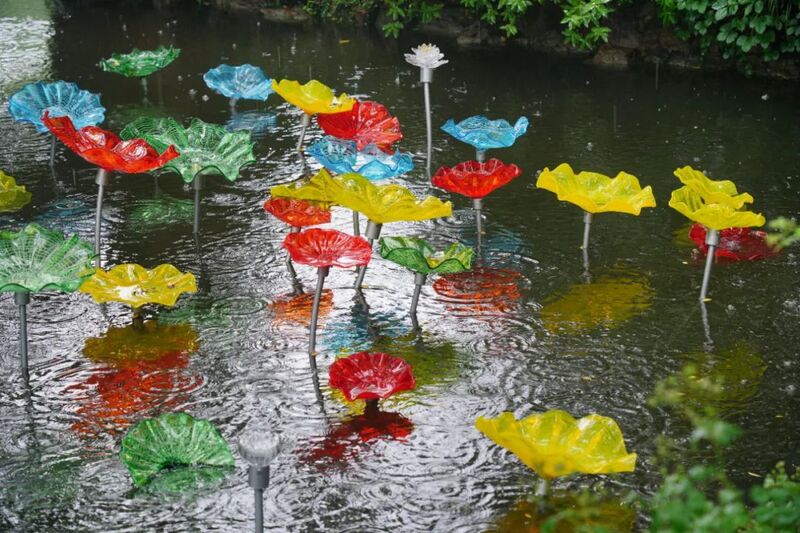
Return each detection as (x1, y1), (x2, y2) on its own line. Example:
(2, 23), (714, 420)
(283, 228), (372, 269)
(432, 159), (522, 199)
(317, 101), (402, 153)
(328, 352), (416, 401)
(43, 112), (178, 173)
(263, 197), (331, 228)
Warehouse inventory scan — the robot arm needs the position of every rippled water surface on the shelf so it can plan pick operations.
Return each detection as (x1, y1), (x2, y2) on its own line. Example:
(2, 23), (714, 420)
(1, 1), (800, 531)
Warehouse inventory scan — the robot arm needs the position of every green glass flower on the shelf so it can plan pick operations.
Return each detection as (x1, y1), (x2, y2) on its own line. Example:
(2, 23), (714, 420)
(0, 224), (94, 293)
(100, 46), (180, 78)
(379, 236), (473, 275)
(120, 412), (234, 487)
(121, 117), (255, 183)
(0, 171), (32, 213)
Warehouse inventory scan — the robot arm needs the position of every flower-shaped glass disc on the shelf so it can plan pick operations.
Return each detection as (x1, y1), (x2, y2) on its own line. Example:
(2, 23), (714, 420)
(433, 159), (521, 199)
(283, 228), (372, 269)
(307, 136), (413, 181)
(379, 236), (473, 275)
(0, 171), (32, 213)
(100, 46), (180, 78)
(8, 80), (105, 133)
(264, 197), (331, 228)
(328, 351), (416, 401)
(271, 79), (355, 115)
(203, 63), (273, 101)
(317, 101), (402, 152)
(441, 116), (528, 151)
(80, 263), (197, 308)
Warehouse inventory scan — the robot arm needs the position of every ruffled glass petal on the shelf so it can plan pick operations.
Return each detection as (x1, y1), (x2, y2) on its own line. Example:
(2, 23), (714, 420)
(8, 80), (105, 133)
(203, 63), (273, 101)
(441, 115), (528, 150)
(307, 136), (413, 181)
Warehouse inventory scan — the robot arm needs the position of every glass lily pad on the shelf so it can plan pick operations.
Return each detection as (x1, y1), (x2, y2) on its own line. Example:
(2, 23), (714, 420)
(8, 80), (105, 133)
(271, 169), (452, 224)
(80, 263), (197, 308)
(669, 186), (765, 231)
(307, 136), (413, 181)
(0, 170), (32, 213)
(203, 63), (273, 101)
(100, 46), (180, 78)
(0, 224), (94, 293)
(536, 163), (656, 215)
(120, 412), (234, 487)
(441, 115), (528, 151)
(120, 117), (255, 183)
(475, 410), (637, 480)
(379, 236), (473, 275)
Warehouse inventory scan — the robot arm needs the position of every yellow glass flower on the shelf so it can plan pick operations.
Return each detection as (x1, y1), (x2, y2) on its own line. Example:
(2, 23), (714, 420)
(669, 186), (765, 231)
(271, 169), (452, 224)
(536, 163), (656, 215)
(674, 166), (753, 208)
(540, 270), (654, 334)
(271, 79), (355, 115)
(0, 170), (32, 213)
(475, 410), (637, 480)
(80, 263), (197, 308)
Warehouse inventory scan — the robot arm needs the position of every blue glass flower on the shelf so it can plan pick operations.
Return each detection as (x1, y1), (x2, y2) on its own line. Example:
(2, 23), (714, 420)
(441, 115), (529, 151)
(8, 81), (105, 134)
(203, 64), (274, 101)
(307, 136), (414, 181)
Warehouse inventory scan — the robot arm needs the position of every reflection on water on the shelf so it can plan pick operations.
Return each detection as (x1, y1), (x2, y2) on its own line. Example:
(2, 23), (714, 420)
(0, 0), (798, 529)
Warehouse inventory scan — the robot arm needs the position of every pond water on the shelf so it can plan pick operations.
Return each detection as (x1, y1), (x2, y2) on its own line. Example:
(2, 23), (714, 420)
(1, 0), (799, 531)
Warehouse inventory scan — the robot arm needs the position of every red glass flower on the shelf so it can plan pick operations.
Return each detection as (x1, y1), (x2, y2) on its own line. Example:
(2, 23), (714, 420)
(264, 197), (332, 228)
(317, 101), (403, 153)
(300, 411), (414, 466)
(328, 351), (416, 402)
(433, 266), (523, 314)
(432, 159), (522, 200)
(689, 223), (779, 262)
(42, 111), (179, 173)
(283, 228), (372, 269)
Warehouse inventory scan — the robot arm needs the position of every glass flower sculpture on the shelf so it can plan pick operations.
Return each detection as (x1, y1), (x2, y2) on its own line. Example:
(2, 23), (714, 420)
(0, 224), (94, 383)
(317, 100), (402, 152)
(307, 136), (414, 181)
(43, 112), (179, 173)
(689, 224), (778, 262)
(441, 116), (529, 158)
(273, 169), (452, 289)
(100, 46), (181, 78)
(283, 228), (372, 356)
(0, 171), (32, 213)
(8, 80), (105, 133)
(540, 270), (654, 334)
(120, 117), (255, 183)
(404, 43), (448, 70)
(475, 410), (637, 480)
(80, 263), (197, 314)
(667, 167), (765, 301)
(433, 266), (523, 316)
(264, 197), (331, 229)
(380, 236), (473, 318)
(328, 351), (416, 403)
(405, 43), (448, 173)
(272, 79), (355, 116)
(203, 63), (273, 102)
(120, 412), (234, 487)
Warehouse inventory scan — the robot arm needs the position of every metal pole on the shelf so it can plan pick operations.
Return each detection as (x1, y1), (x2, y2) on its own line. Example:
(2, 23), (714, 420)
(582, 211), (592, 274)
(286, 227), (300, 281)
(699, 228), (719, 301)
(420, 66), (433, 175)
(247, 466), (269, 533)
(352, 210), (360, 237)
(94, 169), (109, 268)
(193, 175), (203, 235)
(141, 77), (148, 97)
(476, 150), (485, 163)
(309, 267), (329, 357)
(296, 113), (311, 152)
(16, 291), (30, 385)
(409, 272), (427, 318)
(353, 221), (381, 290)
(473, 198), (483, 254)
(229, 97), (237, 114)
(49, 135), (56, 167)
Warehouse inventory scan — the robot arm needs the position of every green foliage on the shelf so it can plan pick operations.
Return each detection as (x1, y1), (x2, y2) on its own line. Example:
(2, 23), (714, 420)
(655, 0), (800, 62)
(383, 0), (444, 38)
(767, 217), (800, 248)
(646, 364), (800, 532)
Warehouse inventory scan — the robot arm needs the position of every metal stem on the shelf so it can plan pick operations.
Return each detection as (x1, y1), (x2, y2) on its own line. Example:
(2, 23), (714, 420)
(229, 97), (237, 114)
(700, 228), (719, 301)
(49, 135), (56, 167)
(296, 113), (311, 152)
(476, 149), (486, 163)
(141, 77), (148, 97)
(94, 169), (109, 268)
(16, 291), (30, 385)
(193, 175), (203, 235)
(352, 210), (360, 237)
(409, 272), (427, 318)
(582, 212), (592, 276)
(423, 80), (432, 175)
(353, 221), (381, 290)
(474, 198), (483, 254)
(309, 267), (329, 357)
(247, 466), (269, 533)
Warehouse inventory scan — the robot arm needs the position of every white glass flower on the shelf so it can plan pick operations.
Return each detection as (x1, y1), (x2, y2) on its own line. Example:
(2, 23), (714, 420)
(238, 429), (285, 468)
(404, 43), (448, 70)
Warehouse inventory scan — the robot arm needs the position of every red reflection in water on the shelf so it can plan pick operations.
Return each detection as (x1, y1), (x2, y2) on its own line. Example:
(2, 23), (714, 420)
(433, 266), (523, 314)
(689, 224), (779, 262)
(269, 289), (333, 325)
